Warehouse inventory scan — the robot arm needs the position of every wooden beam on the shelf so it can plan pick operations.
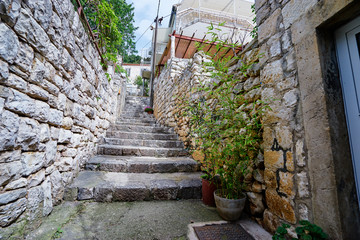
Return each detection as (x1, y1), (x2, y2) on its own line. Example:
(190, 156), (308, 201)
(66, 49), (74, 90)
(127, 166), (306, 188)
(175, 31), (183, 55)
(182, 32), (195, 58)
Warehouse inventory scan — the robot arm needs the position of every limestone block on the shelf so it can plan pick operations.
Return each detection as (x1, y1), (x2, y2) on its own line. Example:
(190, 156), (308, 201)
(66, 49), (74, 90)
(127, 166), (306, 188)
(58, 129), (72, 143)
(29, 58), (46, 85)
(34, 100), (50, 122)
(28, 84), (49, 101)
(0, 23), (19, 63)
(253, 169), (264, 183)
(21, 152), (45, 176)
(258, 8), (281, 43)
(279, 171), (294, 197)
(63, 83), (79, 102)
(0, 110), (20, 151)
(297, 171), (309, 198)
(45, 165), (56, 175)
(61, 172), (73, 186)
(0, 0), (22, 27)
(42, 178), (52, 216)
(286, 152), (294, 171)
(256, 4), (270, 26)
(1, 73), (28, 93)
(247, 192), (265, 215)
(49, 170), (63, 204)
(46, 43), (61, 66)
(16, 117), (40, 150)
(267, 33), (282, 59)
(4, 177), (27, 191)
(0, 160), (24, 187)
(50, 126), (59, 141)
(264, 150), (284, 171)
(44, 140), (57, 166)
(0, 198), (26, 227)
(276, 76), (298, 92)
(282, 0), (317, 29)
(264, 169), (277, 189)
(61, 148), (77, 157)
(57, 93), (66, 111)
(48, 11), (63, 48)
(27, 185), (44, 220)
(57, 157), (74, 172)
(0, 60), (9, 81)
(23, 0), (52, 30)
(61, 117), (73, 130)
(14, 41), (34, 72)
(298, 203), (309, 220)
(260, 59), (283, 84)
(263, 209), (280, 233)
(295, 140), (306, 167)
(265, 189), (296, 223)
(14, 9), (51, 56)
(48, 108), (63, 126)
(0, 188), (26, 206)
(27, 169), (45, 188)
(252, 181), (263, 193)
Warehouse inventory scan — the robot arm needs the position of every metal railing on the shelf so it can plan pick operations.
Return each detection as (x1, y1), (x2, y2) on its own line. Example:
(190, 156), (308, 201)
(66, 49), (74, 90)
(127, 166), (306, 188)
(72, 0), (105, 65)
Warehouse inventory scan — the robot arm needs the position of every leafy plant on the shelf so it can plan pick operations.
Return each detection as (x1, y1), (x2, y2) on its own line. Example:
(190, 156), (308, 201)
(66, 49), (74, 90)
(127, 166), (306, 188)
(182, 23), (268, 199)
(250, 4), (258, 39)
(273, 221), (328, 240)
(52, 227), (63, 239)
(135, 76), (149, 96)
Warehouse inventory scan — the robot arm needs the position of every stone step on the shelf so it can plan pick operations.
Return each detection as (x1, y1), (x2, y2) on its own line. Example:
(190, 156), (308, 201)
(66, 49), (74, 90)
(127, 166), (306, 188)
(106, 131), (179, 140)
(97, 145), (188, 157)
(116, 118), (157, 124)
(109, 125), (173, 134)
(119, 115), (155, 121)
(65, 171), (202, 201)
(85, 155), (199, 173)
(103, 138), (184, 148)
(115, 121), (159, 126)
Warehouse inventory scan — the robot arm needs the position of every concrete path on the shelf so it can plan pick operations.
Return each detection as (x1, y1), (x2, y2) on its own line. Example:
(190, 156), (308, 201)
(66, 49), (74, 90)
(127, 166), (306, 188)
(25, 200), (271, 240)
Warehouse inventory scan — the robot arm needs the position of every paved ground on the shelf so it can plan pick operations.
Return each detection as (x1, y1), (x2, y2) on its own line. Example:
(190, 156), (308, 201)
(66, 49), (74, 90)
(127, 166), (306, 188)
(21, 200), (271, 240)
(27, 200), (221, 240)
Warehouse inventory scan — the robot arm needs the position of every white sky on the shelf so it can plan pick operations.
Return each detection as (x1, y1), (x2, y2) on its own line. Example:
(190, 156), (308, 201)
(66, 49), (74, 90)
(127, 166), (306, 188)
(127, 0), (181, 55)
(127, 0), (255, 55)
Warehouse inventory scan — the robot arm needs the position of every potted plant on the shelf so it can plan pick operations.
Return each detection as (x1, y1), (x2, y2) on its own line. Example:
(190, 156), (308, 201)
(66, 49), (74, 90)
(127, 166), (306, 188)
(181, 23), (268, 221)
(144, 106), (153, 114)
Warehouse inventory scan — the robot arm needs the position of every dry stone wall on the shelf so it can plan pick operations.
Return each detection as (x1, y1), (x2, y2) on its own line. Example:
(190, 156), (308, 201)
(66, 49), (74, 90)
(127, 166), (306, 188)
(156, 0), (360, 239)
(154, 41), (267, 221)
(0, 0), (122, 232)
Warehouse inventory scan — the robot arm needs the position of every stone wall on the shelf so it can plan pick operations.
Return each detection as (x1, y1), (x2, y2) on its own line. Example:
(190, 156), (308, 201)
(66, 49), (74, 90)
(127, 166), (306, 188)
(256, 0), (360, 239)
(154, 41), (267, 221)
(0, 0), (122, 233)
(154, 0), (360, 238)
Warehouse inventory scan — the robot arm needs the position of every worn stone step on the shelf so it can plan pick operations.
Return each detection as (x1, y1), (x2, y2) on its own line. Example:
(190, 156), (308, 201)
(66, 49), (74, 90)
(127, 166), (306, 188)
(116, 118), (157, 124)
(119, 115), (155, 121)
(103, 138), (184, 148)
(109, 125), (174, 134)
(65, 171), (202, 201)
(106, 131), (179, 140)
(115, 121), (159, 127)
(97, 145), (188, 157)
(85, 155), (199, 173)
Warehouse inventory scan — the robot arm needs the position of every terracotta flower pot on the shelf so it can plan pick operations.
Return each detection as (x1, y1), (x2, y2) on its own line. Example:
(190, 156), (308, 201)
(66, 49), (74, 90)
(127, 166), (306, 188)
(214, 189), (246, 221)
(146, 111), (153, 114)
(202, 179), (217, 207)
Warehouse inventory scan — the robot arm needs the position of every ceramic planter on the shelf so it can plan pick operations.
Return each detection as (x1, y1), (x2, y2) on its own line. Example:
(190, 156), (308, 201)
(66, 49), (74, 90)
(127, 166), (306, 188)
(202, 179), (217, 207)
(214, 189), (246, 221)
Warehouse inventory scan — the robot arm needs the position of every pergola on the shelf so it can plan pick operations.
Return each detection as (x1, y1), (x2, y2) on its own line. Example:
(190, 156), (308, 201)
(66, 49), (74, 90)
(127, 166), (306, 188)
(156, 31), (243, 75)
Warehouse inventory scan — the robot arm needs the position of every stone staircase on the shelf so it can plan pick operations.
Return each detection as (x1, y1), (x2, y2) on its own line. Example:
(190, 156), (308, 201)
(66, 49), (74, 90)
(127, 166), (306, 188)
(65, 96), (202, 202)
